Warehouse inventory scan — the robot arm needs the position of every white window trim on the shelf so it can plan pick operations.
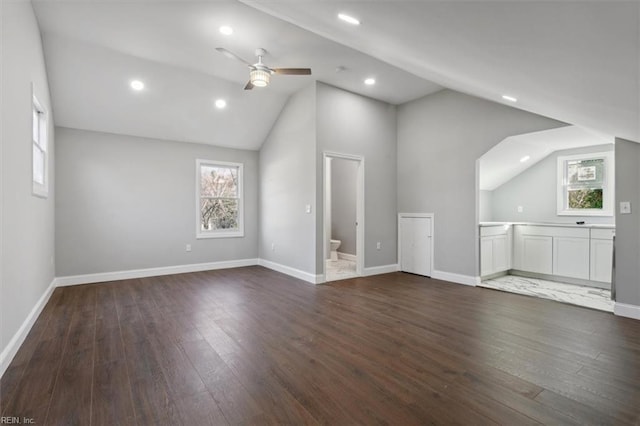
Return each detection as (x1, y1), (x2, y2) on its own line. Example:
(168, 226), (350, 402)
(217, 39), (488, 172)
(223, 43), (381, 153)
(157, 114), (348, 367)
(32, 89), (48, 198)
(557, 151), (614, 217)
(195, 159), (244, 239)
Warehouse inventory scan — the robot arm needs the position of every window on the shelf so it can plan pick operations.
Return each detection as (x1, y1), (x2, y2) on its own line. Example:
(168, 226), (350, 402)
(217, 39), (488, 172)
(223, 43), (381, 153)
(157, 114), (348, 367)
(557, 151), (613, 216)
(32, 94), (48, 198)
(196, 159), (244, 238)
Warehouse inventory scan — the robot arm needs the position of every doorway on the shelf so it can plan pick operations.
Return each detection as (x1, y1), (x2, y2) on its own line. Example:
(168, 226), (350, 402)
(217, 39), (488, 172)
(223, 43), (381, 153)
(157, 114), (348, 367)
(323, 152), (364, 282)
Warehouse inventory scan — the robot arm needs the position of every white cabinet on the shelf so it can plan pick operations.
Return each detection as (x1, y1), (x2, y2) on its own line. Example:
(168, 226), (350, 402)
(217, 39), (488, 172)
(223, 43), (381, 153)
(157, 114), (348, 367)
(480, 226), (511, 277)
(399, 215), (432, 277)
(514, 225), (590, 279)
(590, 228), (615, 283)
(553, 236), (590, 280)
(518, 235), (553, 274)
(513, 226), (553, 274)
(495, 224), (614, 284)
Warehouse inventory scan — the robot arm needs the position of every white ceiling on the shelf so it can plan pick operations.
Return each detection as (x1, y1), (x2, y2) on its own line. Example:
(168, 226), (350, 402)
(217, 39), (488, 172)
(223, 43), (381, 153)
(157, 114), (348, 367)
(33, 1), (639, 150)
(243, 0), (640, 143)
(479, 126), (614, 191)
(33, 0), (441, 149)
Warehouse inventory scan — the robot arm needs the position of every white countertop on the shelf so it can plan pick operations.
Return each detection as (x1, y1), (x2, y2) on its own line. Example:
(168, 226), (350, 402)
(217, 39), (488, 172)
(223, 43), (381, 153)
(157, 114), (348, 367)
(480, 221), (615, 229)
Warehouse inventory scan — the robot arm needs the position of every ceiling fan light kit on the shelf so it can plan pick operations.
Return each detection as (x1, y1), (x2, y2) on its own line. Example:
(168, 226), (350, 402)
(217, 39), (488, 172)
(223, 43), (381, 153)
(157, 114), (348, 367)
(216, 47), (311, 90)
(250, 69), (270, 87)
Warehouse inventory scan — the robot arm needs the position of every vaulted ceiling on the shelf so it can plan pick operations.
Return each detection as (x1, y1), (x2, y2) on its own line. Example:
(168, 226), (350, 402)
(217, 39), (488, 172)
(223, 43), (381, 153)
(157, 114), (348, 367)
(34, 0), (639, 150)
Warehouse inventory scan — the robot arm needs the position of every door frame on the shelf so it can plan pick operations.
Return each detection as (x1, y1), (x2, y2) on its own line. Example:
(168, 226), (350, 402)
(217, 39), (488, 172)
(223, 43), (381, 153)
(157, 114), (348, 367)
(323, 151), (365, 279)
(398, 212), (434, 276)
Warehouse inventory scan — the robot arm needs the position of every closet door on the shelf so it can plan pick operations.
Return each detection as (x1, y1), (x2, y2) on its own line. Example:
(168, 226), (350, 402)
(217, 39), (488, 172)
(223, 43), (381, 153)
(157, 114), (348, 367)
(399, 216), (432, 277)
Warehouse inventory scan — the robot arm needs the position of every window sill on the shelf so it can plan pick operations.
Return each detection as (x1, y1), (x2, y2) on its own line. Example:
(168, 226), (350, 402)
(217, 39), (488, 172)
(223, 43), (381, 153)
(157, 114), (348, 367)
(196, 231), (244, 239)
(557, 210), (613, 217)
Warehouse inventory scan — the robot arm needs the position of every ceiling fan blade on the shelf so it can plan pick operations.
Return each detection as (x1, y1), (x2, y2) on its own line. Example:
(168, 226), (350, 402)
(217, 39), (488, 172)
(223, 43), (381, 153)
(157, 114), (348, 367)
(244, 80), (254, 90)
(273, 68), (312, 75)
(216, 47), (252, 66)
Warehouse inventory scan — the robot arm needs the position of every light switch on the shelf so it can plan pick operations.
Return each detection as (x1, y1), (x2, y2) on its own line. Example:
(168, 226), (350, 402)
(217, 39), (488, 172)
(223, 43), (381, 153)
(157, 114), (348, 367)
(517, 206), (524, 213)
(620, 201), (632, 214)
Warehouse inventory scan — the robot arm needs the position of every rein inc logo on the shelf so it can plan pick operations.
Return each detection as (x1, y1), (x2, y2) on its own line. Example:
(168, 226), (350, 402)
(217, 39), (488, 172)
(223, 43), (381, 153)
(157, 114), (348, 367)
(1, 418), (34, 424)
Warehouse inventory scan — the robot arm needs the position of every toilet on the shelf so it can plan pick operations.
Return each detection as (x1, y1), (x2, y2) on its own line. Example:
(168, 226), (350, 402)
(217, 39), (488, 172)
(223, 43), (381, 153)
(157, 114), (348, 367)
(330, 239), (341, 261)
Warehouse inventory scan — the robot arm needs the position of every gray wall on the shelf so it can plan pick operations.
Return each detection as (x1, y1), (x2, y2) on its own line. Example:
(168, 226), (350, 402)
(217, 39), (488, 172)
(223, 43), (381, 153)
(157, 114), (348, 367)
(491, 144), (615, 224)
(614, 138), (640, 307)
(1, 2), (56, 359)
(259, 84), (317, 274)
(316, 82), (398, 270)
(479, 190), (493, 222)
(55, 127), (258, 276)
(397, 89), (565, 278)
(331, 158), (357, 256)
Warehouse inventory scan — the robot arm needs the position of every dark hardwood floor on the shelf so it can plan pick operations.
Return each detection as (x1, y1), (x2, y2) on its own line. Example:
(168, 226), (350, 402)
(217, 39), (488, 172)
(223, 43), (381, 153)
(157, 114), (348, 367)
(1, 266), (640, 425)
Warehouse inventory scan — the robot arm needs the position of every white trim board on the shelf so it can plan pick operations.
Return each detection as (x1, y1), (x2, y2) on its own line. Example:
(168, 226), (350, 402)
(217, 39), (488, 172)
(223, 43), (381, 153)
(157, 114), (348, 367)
(431, 270), (480, 286)
(1, 279), (56, 378)
(258, 259), (323, 284)
(614, 302), (640, 320)
(55, 258), (259, 287)
(363, 264), (399, 276)
(337, 252), (357, 262)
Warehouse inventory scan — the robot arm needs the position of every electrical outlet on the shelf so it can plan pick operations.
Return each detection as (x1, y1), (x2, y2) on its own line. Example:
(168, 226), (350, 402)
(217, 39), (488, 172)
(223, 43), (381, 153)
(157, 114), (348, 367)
(376, 242), (381, 250)
(305, 204), (312, 214)
(517, 205), (524, 213)
(186, 244), (192, 252)
(620, 201), (632, 214)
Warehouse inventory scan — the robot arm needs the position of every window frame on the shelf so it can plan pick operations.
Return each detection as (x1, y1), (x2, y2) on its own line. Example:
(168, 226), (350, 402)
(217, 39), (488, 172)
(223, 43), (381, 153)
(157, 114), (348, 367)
(32, 91), (48, 198)
(556, 151), (614, 217)
(195, 159), (244, 239)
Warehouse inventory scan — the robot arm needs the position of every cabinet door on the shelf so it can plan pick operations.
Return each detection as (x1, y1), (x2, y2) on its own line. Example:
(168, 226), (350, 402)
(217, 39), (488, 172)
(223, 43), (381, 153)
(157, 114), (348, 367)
(492, 235), (509, 273)
(480, 237), (493, 276)
(553, 237), (590, 280)
(590, 239), (613, 283)
(520, 235), (553, 274)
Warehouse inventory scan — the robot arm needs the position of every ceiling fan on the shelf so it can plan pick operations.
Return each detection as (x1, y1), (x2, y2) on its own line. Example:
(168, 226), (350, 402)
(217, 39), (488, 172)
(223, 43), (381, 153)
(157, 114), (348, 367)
(216, 47), (312, 90)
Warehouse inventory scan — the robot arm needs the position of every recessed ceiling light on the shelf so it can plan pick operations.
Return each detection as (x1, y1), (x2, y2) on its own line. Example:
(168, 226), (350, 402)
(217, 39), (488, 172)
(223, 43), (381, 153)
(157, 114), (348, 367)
(520, 155), (531, 163)
(215, 99), (227, 109)
(364, 78), (376, 86)
(338, 13), (360, 25)
(219, 26), (233, 36)
(502, 95), (517, 102)
(130, 80), (144, 91)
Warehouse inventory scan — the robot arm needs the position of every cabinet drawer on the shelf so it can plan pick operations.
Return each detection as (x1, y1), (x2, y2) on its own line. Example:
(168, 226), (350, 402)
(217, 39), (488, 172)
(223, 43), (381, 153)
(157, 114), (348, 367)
(481, 225), (509, 237)
(591, 228), (615, 240)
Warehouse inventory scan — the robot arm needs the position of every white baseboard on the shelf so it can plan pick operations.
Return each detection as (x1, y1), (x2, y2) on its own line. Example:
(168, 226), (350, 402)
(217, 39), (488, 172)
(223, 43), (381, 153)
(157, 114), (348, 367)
(431, 270), (479, 286)
(55, 258), (259, 287)
(337, 252), (357, 262)
(614, 302), (640, 320)
(1, 278), (56, 378)
(363, 264), (399, 276)
(258, 259), (323, 284)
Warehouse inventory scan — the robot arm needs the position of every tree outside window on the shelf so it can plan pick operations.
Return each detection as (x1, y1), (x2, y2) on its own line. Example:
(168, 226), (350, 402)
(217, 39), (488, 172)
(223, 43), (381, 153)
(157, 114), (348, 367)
(196, 160), (244, 238)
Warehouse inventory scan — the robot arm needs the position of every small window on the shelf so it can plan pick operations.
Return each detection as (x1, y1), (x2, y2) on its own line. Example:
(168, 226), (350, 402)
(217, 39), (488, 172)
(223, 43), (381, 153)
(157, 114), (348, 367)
(32, 94), (48, 198)
(557, 151), (613, 216)
(196, 159), (244, 238)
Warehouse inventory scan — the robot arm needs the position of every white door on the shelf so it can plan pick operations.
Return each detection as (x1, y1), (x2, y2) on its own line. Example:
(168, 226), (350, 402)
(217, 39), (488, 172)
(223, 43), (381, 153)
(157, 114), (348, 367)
(400, 216), (432, 276)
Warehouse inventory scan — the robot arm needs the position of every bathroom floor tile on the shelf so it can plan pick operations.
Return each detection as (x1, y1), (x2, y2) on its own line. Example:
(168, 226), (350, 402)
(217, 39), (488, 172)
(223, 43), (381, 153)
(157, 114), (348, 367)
(325, 259), (357, 282)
